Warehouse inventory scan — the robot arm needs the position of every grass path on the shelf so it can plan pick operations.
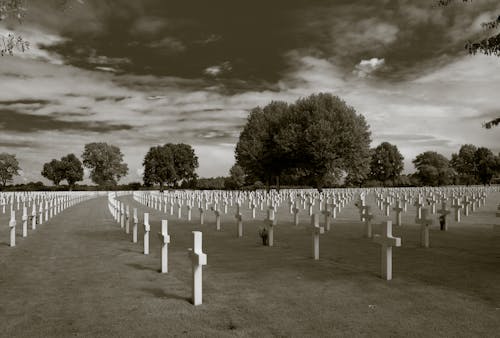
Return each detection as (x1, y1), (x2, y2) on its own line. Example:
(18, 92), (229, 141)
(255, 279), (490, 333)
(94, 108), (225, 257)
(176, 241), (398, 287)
(0, 194), (499, 337)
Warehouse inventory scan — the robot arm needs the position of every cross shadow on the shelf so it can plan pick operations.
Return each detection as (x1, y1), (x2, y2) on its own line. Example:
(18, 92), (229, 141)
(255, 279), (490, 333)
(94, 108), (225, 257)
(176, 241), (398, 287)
(125, 262), (157, 272)
(140, 287), (190, 302)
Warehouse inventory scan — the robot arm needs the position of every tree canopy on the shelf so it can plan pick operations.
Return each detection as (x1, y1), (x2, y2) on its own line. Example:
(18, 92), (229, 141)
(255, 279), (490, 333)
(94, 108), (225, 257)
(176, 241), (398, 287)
(413, 151), (454, 186)
(82, 142), (128, 187)
(235, 93), (371, 189)
(225, 164), (246, 190)
(142, 143), (198, 191)
(61, 153), (84, 190)
(41, 159), (65, 186)
(41, 154), (83, 189)
(0, 152), (21, 188)
(369, 142), (404, 184)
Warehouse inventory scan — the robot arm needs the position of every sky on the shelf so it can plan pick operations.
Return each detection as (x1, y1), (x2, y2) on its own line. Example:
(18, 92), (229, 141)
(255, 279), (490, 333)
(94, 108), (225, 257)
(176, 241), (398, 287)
(0, 0), (499, 184)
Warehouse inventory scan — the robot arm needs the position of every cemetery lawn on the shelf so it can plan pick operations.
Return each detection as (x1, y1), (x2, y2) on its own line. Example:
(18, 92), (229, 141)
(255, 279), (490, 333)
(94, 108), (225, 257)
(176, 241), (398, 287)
(0, 193), (499, 337)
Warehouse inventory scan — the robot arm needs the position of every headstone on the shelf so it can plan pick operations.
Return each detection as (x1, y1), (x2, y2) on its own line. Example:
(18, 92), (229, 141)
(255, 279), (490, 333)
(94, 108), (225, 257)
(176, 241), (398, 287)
(236, 213), (243, 237)
(144, 213), (150, 255)
(188, 231), (207, 306)
(266, 208), (275, 247)
(9, 210), (16, 247)
(199, 207), (204, 225)
(132, 208), (139, 243)
(373, 220), (401, 280)
(214, 210), (221, 231)
(157, 220), (170, 273)
(392, 201), (403, 227)
(125, 205), (130, 234)
(415, 208), (433, 248)
(437, 201), (451, 231)
(311, 214), (325, 260)
(364, 207), (374, 238)
(451, 198), (462, 222)
(22, 205), (28, 238)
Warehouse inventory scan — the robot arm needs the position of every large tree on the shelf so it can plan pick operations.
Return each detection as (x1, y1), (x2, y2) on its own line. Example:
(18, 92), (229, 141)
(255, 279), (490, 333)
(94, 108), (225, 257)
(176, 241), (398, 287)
(225, 164), (246, 190)
(143, 143), (198, 191)
(60, 153), (84, 190)
(413, 151), (454, 186)
(450, 144), (478, 185)
(41, 159), (65, 186)
(474, 146), (498, 184)
(235, 93), (371, 189)
(369, 142), (404, 184)
(0, 152), (20, 188)
(82, 142), (128, 186)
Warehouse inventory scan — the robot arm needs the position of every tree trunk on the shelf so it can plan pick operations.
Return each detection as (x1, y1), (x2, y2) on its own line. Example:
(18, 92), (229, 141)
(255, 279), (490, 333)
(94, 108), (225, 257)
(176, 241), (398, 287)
(159, 182), (164, 193)
(276, 175), (280, 192)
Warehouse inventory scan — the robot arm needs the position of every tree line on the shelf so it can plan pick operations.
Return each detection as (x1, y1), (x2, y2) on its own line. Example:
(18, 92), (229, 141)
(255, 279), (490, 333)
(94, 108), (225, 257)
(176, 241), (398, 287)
(0, 92), (498, 191)
(0, 142), (199, 191)
(233, 93), (499, 190)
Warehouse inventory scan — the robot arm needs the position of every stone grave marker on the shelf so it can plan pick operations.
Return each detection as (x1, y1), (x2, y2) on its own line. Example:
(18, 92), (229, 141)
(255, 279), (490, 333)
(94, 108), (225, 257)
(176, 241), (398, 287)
(310, 214), (325, 260)
(157, 220), (170, 273)
(188, 231), (207, 306)
(9, 210), (16, 247)
(373, 220), (401, 281)
(415, 208), (433, 248)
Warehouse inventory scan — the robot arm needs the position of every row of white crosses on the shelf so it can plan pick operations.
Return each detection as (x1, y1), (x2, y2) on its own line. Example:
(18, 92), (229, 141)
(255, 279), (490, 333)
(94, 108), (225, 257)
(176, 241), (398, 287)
(127, 186), (498, 282)
(108, 193), (207, 306)
(6, 192), (99, 247)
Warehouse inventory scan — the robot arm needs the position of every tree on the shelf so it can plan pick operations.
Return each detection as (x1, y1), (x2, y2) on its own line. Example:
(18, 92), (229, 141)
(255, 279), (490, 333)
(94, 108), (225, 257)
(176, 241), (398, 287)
(1, 153), (21, 188)
(235, 93), (371, 190)
(0, 153), (21, 188)
(450, 144), (478, 185)
(60, 153), (83, 190)
(41, 159), (65, 186)
(142, 143), (198, 191)
(82, 142), (128, 186)
(225, 164), (246, 190)
(413, 151), (454, 186)
(369, 142), (404, 184)
(474, 147), (498, 184)
(0, 0), (82, 56)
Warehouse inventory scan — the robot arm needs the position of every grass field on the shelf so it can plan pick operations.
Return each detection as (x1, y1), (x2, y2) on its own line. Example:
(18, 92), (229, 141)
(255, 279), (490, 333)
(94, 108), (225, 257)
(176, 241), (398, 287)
(0, 191), (499, 337)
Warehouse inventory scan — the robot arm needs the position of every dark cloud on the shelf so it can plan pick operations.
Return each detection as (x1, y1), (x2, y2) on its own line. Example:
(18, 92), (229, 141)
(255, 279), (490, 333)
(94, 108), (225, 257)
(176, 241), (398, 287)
(0, 140), (37, 148)
(0, 99), (52, 106)
(0, 109), (133, 133)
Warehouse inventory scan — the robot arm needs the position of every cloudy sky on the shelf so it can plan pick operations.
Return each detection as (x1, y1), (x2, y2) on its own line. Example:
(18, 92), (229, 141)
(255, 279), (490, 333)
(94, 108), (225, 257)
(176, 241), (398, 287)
(1, 0), (499, 184)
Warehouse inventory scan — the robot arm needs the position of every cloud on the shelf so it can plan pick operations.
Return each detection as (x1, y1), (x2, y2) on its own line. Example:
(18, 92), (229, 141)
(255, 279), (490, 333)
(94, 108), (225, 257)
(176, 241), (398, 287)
(204, 61), (232, 76)
(0, 109), (133, 133)
(131, 16), (168, 35)
(147, 37), (185, 52)
(353, 58), (385, 78)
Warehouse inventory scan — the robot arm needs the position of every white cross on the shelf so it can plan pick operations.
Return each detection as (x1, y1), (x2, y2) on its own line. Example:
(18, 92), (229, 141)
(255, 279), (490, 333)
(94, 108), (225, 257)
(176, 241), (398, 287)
(143, 213), (150, 255)
(188, 231), (207, 306)
(451, 198), (462, 222)
(311, 214), (325, 260)
(9, 210), (16, 247)
(415, 208), (433, 248)
(392, 200), (403, 227)
(364, 206), (374, 238)
(235, 212), (243, 237)
(132, 208), (138, 243)
(266, 207), (275, 246)
(373, 220), (401, 280)
(157, 220), (170, 273)
(22, 205), (28, 238)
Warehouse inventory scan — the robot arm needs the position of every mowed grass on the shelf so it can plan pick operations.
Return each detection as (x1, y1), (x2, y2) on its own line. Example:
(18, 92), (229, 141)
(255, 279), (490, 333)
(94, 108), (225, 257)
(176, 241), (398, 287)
(0, 191), (498, 337)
